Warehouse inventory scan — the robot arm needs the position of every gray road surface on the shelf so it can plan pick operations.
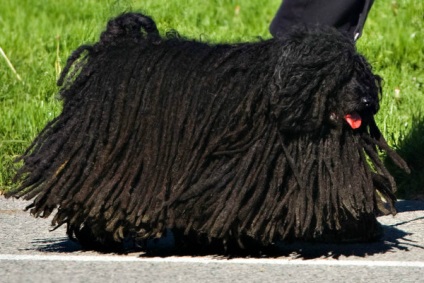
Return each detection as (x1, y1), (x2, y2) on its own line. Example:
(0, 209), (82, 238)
(1, 197), (423, 282)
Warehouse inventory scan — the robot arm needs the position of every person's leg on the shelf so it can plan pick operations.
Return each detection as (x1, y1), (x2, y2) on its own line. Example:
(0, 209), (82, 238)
(270, 0), (374, 40)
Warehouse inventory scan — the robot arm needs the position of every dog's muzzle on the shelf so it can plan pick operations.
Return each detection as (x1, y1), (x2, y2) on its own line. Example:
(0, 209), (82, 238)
(330, 96), (378, 130)
(343, 94), (379, 129)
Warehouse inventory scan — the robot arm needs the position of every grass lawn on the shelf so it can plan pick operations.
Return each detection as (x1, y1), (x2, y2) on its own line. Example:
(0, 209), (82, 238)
(1, 0), (423, 197)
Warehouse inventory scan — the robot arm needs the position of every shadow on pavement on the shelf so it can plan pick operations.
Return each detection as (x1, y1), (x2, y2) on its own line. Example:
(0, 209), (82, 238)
(29, 237), (82, 253)
(28, 223), (421, 259)
(27, 200), (424, 258)
(275, 225), (414, 259)
(396, 200), (424, 212)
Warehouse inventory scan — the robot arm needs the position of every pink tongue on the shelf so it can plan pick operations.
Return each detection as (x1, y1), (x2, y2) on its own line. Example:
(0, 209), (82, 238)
(345, 113), (362, 129)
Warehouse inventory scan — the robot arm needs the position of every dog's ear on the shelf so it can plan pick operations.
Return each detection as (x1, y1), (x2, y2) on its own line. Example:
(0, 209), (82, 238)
(269, 59), (335, 132)
(269, 26), (357, 133)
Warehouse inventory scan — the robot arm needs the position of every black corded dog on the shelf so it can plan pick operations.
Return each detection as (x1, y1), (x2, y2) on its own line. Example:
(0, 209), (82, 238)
(7, 13), (409, 254)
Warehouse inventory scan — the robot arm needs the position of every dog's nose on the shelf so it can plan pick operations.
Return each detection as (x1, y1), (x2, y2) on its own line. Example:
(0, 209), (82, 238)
(361, 96), (373, 108)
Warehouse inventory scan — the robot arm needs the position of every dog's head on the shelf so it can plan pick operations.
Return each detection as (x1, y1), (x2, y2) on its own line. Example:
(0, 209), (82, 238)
(328, 56), (382, 131)
(270, 25), (381, 133)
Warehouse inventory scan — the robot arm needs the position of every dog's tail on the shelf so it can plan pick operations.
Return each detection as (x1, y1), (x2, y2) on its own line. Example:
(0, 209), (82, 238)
(58, 12), (161, 88)
(99, 12), (161, 46)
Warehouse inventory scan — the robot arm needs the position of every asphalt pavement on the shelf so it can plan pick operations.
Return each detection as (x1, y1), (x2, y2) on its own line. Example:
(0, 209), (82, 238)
(1, 197), (423, 282)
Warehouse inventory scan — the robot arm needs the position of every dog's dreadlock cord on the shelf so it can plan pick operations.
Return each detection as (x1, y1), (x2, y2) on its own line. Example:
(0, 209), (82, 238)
(276, 128), (306, 202)
(367, 119), (410, 173)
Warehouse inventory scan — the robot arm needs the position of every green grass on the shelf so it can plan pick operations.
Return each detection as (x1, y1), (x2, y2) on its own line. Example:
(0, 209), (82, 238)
(1, 0), (423, 197)
(358, 0), (424, 198)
